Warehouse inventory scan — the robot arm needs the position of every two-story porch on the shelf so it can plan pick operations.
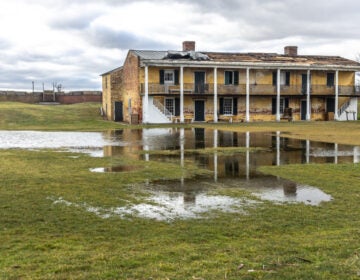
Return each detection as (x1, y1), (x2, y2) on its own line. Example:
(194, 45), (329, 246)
(140, 64), (360, 123)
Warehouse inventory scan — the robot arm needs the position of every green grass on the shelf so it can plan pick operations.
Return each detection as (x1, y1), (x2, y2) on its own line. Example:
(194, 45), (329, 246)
(0, 102), (360, 279)
(1, 149), (360, 279)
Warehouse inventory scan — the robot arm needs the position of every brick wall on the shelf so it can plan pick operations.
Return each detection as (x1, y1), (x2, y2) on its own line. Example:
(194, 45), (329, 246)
(0, 91), (102, 104)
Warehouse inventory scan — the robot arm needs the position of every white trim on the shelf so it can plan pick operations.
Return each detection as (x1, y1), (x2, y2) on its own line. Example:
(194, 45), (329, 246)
(245, 68), (250, 122)
(276, 68), (281, 122)
(180, 66), (184, 123)
(142, 60), (360, 72)
(213, 67), (218, 123)
(334, 70), (339, 120)
(306, 69), (311, 121)
(143, 66), (149, 123)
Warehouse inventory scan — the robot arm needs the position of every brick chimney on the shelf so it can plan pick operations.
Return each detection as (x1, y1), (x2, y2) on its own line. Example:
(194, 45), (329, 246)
(284, 46), (298, 56)
(182, 41), (195, 51)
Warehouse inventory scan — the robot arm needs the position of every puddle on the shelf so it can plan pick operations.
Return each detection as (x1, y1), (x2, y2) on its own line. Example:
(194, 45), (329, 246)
(90, 166), (141, 173)
(1, 128), (354, 220)
(49, 194), (257, 221)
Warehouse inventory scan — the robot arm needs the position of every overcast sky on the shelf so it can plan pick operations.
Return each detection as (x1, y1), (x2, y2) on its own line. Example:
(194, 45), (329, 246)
(1, 0), (360, 91)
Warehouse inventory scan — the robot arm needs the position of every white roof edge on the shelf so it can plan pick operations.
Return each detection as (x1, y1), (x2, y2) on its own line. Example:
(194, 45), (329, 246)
(140, 60), (360, 71)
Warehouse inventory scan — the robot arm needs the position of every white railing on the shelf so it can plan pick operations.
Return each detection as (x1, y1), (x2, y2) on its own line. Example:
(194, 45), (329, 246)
(338, 99), (351, 117)
(152, 99), (173, 121)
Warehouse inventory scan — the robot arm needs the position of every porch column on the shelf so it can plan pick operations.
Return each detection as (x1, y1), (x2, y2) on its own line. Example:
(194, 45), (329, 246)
(143, 65), (149, 123)
(306, 140), (310, 164)
(334, 143), (338, 164)
(246, 131), (250, 180)
(276, 68), (281, 122)
(213, 67), (218, 123)
(180, 66), (184, 123)
(306, 69), (311, 121)
(276, 131), (280, 166)
(334, 70), (339, 120)
(246, 68), (250, 122)
(214, 129), (218, 182)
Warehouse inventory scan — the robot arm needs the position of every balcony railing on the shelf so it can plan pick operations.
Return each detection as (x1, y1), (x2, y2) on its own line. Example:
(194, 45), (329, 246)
(140, 83), (360, 96)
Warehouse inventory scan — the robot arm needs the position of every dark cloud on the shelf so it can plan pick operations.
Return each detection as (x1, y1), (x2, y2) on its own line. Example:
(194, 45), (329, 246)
(49, 13), (100, 30)
(85, 27), (175, 50)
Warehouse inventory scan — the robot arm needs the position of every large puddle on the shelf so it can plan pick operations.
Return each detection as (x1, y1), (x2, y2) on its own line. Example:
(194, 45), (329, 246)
(1, 128), (358, 220)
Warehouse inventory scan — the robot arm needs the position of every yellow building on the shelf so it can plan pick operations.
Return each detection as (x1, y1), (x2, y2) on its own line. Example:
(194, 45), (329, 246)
(101, 41), (360, 123)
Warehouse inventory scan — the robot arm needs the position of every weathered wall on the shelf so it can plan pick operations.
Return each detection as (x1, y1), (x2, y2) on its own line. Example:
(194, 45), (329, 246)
(0, 91), (101, 104)
(122, 52), (141, 123)
(102, 68), (123, 121)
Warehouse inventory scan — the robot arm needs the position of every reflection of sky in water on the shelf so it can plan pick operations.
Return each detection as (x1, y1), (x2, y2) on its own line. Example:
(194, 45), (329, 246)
(248, 185), (333, 206)
(0, 129), (341, 219)
(49, 194), (257, 221)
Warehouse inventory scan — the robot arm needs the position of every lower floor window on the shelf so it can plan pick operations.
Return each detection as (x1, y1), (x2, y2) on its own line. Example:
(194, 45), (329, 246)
(223, 98), (233, 115)
(272, 98), (289, 114)
(165, 98), (175, 115)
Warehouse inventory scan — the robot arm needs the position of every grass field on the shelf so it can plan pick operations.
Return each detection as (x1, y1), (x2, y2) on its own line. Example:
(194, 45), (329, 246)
(0, 102), (360, 279)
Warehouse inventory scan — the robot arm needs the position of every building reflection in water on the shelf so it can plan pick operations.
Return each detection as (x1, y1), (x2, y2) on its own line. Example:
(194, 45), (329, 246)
(100, 128), (359, 207)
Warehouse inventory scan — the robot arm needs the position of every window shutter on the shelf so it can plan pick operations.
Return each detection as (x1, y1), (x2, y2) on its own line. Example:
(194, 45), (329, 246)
(224, 72), (230, 85)
(272, 98), (276, 114)
(272, 72), (277, 86)
(234, 71), (239, 85)
(327, 73), (335, 87)
(175, 98), (180, 116)
(233, 98), (238, 115)
(285, 72), (290, 86)
(159, 70), (164, 84)
(285, 98), (289, 108)
(174, 70), (179, 85)
(219, 98), (224, 114)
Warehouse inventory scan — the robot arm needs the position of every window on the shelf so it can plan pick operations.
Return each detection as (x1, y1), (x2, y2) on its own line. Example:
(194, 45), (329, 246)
(327, 73), (335, 87)
(272, 71), (290, 86)
(220, 97), (237, 115)
(223, 98), (233, 115)
(272, 98), (289, 114)
(224, 71), (239, 85)
(165, 98), (175, 115)
(160, 69), (179, 85)
(164, 70), (174, 83)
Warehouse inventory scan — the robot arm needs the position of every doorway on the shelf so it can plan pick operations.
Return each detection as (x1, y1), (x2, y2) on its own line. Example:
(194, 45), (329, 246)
(194, 100), (205, 121)
(114, 101), (123, 122)
(301, 100), (307, 120)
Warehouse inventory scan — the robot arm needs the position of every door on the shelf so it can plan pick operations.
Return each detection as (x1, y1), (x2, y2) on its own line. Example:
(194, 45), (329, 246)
(326, 98), (335, 112)
(301, 100), (307, 120)
(194, 100), (205, 121)
(194, 72), (205, 93)
(114, 101), (123, 122)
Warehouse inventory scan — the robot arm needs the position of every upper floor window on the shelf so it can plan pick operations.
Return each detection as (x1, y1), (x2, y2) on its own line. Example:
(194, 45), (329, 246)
(272, 71), (290, 86)
(224, 71), (239, 85)
(327, 73), (335, 87)
(164, 70), (174, 83)
(160, 69), (179, 85)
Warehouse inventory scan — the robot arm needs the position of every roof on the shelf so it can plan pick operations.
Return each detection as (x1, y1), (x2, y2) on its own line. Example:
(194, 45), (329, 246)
(129, 49), (360, 70)
(100, 66), (123, 76)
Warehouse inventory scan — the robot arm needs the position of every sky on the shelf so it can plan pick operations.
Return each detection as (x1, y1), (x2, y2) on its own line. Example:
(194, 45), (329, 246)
(1, 0), (360, 91)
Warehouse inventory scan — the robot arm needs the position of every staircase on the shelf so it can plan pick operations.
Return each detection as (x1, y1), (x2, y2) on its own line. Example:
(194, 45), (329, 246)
(144, 97), (172, 123)
(337, 98), (358, 121)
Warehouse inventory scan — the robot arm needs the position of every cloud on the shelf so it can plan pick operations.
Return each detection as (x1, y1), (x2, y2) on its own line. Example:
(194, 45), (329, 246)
(85, 27), (172, 50)
(1, 0), (360, 90)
